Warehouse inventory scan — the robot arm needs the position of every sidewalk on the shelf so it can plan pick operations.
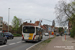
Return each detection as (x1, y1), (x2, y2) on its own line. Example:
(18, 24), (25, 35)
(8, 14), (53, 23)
(42, 35), (75, 50)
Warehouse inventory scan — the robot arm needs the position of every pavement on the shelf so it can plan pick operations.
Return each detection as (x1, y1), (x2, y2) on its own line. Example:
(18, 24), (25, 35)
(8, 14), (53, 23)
(42, 35), (75, 50)
(0, 35), (53, 50)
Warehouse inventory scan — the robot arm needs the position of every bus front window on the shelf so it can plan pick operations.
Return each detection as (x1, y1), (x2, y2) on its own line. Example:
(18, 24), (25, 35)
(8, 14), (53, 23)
(23, 26), (35, 33)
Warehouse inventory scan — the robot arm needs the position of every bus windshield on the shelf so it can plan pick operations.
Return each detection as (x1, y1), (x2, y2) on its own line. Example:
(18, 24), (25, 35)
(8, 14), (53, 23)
(23, 26), (35, 33)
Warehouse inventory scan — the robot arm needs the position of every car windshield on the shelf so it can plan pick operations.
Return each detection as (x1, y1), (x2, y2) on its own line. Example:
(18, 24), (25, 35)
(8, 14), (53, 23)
(4, 32), (12, 35)
(23, 26), (35, 33)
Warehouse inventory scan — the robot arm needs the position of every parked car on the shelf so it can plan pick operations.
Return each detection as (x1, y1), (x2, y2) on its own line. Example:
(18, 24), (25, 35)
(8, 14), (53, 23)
(56, 33), (60, 36)
(3, 32), (14, 39)
(44, 33), (49, 36)
(0, 32), (7, 44)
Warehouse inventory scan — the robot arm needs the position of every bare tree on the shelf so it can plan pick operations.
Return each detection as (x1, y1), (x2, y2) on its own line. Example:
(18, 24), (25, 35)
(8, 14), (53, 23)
(55, 0), (75, 26)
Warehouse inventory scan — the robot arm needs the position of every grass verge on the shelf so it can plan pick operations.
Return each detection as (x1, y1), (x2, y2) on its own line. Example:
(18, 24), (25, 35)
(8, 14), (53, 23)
(13, 34), (22, 37)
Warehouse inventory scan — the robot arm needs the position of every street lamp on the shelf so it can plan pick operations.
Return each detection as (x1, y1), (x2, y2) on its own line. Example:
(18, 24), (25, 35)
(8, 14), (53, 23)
(8, 8), (10, 32)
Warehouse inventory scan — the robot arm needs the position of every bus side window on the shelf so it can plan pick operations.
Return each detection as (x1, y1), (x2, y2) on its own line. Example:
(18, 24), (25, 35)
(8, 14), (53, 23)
(36, 27), (39, 35)
(39, 28), (42, 34)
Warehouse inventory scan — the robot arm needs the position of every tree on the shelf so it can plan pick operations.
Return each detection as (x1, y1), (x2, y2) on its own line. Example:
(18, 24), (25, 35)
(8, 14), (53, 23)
(12, 16), (22, 33)
(55, 0), (75, 25)
(55, 0), (75, 38)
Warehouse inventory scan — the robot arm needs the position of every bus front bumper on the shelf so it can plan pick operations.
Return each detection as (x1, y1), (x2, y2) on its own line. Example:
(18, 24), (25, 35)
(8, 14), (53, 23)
(22, 39), (37, 41)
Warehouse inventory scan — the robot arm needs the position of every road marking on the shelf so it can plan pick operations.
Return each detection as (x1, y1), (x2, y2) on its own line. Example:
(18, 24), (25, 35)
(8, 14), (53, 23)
(0, 45), (7, 48)
(16, 41), (22, 43)
(26, 41), (42, 50)
(0, 41), (22, 48)
(8, 40), (12, 41)
(9, 43), (16, 45)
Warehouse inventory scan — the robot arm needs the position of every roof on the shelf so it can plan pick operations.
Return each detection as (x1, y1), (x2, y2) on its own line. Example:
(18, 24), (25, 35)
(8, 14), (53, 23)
(35, 21), (40, 26)
(23, 21), (40, 26)
(41, 25), (47, 30)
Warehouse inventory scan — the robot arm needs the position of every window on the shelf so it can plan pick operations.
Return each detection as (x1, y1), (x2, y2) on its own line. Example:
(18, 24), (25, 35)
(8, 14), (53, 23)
(0, 33), (3, 37)
(36, 27), (41, 35)
(36, 27), (39, 35)
(0, 25), (2, 27)
(23, 26), (35, 33)
(0, 28), (2, 30)
(4, 32), (12, 35)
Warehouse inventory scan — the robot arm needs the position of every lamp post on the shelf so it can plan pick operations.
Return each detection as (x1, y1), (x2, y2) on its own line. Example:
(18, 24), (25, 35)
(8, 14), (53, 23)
(8, 8), (10, 32)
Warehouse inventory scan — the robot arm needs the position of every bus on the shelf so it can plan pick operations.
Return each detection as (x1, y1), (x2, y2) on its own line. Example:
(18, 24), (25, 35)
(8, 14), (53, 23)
(22, 25), (43, 42)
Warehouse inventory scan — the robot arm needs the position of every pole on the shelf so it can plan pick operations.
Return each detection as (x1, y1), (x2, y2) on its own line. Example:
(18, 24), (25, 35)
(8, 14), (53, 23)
(49, 31), (50, 38)
(65, 35), (66, 40)
(8, 8), (10, 32)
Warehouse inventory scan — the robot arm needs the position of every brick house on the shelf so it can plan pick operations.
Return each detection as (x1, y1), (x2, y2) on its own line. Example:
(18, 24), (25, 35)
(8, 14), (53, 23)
(3, 22), (12, 32)
(68, 21), (72, 34)
(23, 21), (40, 26)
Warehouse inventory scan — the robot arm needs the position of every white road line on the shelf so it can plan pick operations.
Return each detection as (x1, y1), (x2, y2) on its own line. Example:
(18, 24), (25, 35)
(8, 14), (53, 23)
(0, 45), (7, 48)
(26, 41), (42, 50)
(9, 43), (16, 45)
(8, 40), (12, 41)
(16, 41), (22, 43)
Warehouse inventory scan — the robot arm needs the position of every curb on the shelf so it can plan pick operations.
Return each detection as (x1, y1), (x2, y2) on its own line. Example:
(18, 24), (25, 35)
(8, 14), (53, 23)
(26, 40), (43, 50)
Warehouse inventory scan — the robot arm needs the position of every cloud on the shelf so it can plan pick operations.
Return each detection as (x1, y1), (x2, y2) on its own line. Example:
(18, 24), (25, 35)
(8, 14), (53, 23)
(0, 0), (69, 26)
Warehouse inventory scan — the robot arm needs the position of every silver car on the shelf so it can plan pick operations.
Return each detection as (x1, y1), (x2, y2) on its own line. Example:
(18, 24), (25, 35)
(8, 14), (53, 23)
(44, 33), (49, 36)
(56, 33), (60, 36)
(0, 32), (7, 44)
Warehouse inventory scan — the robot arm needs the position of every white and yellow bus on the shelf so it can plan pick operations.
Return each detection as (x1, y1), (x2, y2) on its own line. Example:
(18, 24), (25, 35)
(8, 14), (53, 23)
(22, 25), (43, 42)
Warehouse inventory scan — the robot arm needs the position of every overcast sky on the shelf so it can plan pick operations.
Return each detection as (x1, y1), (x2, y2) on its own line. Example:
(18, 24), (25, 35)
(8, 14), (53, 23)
(0, 0), (70, 26)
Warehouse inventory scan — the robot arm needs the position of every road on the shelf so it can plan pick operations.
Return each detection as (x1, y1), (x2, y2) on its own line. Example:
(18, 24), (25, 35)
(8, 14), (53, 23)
(0, 35), (53, 50)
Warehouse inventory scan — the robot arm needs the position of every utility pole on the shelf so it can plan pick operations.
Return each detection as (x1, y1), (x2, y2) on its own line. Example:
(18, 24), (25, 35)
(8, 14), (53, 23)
(8, 8), (10, 32)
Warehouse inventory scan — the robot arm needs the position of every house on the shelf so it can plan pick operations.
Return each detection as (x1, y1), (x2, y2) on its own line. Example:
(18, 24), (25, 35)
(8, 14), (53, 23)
(3, 22), (12, 32)
(54, 27), (59, 33)
(0, 17), (3, 32)
(23, 21), (40, 26)
(68, 21), (72, 34)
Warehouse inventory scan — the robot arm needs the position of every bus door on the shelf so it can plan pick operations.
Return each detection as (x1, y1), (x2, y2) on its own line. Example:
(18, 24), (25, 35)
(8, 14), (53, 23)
(36, 27), (41, 39)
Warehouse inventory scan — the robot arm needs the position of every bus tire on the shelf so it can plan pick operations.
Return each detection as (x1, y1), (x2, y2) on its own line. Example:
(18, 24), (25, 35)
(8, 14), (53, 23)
(25, 41), (28, 42)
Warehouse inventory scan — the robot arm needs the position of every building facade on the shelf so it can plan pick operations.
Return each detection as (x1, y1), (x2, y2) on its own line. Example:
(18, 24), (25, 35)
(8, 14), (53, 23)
(0, 17), (3, 32)
(68, 21), (72, 34)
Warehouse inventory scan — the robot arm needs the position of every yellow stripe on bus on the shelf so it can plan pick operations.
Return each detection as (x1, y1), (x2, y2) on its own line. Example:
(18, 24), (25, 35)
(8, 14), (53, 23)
(28, 33), (33, 40)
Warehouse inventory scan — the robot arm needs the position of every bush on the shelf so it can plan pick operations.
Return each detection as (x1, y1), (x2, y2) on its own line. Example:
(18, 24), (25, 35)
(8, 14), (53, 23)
(13, 34), (22, 37)
(70, 25), (75, 38)
(70, 30), (74, 38)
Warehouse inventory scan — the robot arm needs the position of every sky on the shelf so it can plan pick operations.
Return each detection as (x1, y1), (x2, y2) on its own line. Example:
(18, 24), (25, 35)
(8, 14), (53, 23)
(0, 0), (70, 26)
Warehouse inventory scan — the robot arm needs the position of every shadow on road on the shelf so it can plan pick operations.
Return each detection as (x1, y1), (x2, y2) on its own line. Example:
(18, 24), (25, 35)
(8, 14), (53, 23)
(21, 41), (41, 43)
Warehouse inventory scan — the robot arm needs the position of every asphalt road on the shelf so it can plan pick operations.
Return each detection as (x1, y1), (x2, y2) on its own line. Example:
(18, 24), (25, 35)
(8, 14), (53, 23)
(0, 35), (53, 50)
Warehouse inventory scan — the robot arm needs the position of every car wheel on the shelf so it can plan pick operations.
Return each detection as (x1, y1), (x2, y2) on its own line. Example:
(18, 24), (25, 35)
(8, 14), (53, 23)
(4, 40), (7, 44)
(12, 37), (14, 39)
(7, 37), (9, 39)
